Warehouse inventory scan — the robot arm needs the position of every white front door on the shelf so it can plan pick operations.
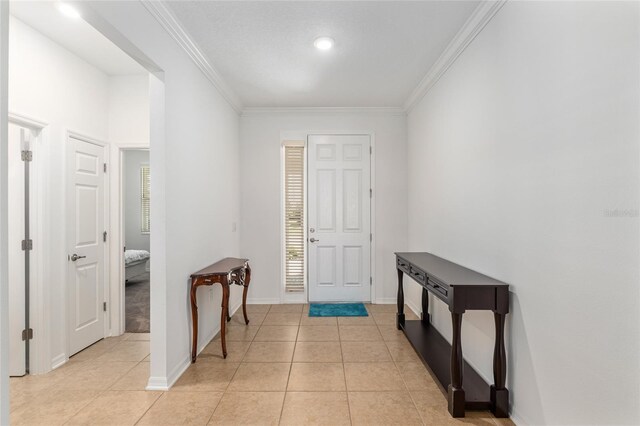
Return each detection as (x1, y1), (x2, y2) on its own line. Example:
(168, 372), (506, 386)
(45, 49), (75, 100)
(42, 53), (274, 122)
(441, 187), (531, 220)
(8, 123), (31, 376)
(308, 135), (371, 302)
(67, 136), (106, 355)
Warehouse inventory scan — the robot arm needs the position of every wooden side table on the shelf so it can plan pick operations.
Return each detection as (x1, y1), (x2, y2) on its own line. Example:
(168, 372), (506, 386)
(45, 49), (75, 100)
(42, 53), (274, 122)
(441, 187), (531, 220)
(190, 257), (251, 362)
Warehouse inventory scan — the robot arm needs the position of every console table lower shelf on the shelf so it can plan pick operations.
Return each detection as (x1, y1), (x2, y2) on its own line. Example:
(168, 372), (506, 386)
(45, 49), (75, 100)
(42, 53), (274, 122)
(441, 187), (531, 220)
(401, 320), (493, 411)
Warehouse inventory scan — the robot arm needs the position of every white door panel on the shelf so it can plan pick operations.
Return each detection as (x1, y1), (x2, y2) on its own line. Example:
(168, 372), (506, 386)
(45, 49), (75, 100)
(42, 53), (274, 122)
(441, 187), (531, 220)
(308, 135), (371, 302)
(67, 136), (105, 355)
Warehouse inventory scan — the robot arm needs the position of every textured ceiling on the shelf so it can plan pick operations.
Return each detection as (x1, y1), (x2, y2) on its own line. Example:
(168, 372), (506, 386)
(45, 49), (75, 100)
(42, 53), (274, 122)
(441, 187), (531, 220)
(166, 1), (480, 108)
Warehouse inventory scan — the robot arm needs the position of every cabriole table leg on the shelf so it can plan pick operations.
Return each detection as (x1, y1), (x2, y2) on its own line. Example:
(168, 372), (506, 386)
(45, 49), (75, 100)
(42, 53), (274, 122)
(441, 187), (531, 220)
(242, 265), (251, 324)
(190, 280), (199, 363)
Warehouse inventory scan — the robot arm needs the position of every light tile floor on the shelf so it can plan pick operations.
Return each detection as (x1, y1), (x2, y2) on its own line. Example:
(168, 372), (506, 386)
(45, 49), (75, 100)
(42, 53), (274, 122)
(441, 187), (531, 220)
(9, 304), (515, 425)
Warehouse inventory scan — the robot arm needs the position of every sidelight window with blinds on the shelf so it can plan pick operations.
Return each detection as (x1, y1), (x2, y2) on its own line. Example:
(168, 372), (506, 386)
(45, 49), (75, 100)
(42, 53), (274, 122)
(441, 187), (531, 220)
(283, 142), (305, 293)
(140, 164), (150, 233)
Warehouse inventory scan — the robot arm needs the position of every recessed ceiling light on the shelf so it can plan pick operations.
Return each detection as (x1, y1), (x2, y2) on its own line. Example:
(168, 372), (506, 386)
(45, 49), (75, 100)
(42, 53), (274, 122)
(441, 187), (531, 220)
(314, 37), (334, 51)
(57, 2), (81, 20)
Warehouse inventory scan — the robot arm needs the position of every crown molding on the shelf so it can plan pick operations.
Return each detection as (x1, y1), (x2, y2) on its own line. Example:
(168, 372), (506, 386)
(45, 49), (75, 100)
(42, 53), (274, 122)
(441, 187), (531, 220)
(241, 106), (406, 117)
(403, 0), (507, 112)
(140, 0), (244, 113)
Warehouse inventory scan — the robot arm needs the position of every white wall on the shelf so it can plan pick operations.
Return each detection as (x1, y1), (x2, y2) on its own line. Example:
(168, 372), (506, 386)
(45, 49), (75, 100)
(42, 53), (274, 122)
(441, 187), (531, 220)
(123, 150), (150, 252)
(108, 74), (150, 146)
(0, 1), (9, 422)
(78, 1), (242, 389)
(406, 2), (640, 425)
(8, 16), (111, 368)
(239, 111), (407, 304)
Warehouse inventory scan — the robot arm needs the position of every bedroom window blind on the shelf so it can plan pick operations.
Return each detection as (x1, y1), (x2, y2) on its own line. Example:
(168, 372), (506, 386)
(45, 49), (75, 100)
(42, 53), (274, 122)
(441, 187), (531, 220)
(283, 143), (305, 293)
(141, 165), (150, 233)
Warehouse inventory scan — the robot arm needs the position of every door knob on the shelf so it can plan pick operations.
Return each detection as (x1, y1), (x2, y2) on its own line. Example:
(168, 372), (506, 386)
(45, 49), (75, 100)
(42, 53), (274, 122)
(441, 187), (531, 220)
(70, 254), (86, 262)
(309, 238), (320, 243)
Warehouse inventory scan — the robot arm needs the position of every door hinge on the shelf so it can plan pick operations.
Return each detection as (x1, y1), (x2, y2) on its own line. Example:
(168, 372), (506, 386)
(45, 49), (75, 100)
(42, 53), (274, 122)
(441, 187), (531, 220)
(103, 231), (107, 242)
(21, 239), (33, 251)
(370, 277), (373, 285)
(21, 150), (33, 162)
(369, 188), (372, 198)
(103, 302), (107, 312)
(370, 233), (372, 242)
(22, 328), (33, 341)
(103, 163), (107, 173)
(369, 146), (372, 155)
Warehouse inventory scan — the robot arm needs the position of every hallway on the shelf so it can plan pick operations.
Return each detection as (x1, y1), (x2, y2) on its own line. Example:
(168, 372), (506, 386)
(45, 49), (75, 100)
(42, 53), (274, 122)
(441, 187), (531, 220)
(8, 304), (511, 425)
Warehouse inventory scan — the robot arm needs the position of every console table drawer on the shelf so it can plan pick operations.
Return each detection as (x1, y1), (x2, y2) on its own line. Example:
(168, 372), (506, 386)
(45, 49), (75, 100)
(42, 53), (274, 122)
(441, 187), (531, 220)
(428, 278), (449, 300)
(397, 257), (411, 274)
(409, 266), (427, 283)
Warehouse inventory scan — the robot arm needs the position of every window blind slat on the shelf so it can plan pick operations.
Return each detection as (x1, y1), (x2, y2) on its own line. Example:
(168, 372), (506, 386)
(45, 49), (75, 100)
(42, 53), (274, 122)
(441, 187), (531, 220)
(284, 146), (304, 293)
(141, 165), (150, 233)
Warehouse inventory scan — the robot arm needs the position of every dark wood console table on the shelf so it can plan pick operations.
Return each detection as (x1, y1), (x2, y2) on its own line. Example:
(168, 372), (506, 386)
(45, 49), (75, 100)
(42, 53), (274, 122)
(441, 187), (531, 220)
(190, 257), (251, 362)
(395, 252), (509, 418)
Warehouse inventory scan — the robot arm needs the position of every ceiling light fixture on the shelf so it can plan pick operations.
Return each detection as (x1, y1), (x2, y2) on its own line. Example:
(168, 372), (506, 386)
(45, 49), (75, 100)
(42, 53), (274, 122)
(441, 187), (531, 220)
(314, 37), (334, 51)
(57, 2), (81, 19)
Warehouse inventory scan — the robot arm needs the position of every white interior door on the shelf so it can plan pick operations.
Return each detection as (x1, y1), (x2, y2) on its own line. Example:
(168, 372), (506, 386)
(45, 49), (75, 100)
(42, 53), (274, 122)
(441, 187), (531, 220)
(8, 123), (30, 376)
(308, 135), (371, 302)
(67, 136), (106, 355)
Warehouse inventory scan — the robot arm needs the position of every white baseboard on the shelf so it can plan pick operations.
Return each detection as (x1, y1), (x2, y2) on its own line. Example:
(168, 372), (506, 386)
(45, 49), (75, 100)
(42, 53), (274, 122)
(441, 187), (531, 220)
(406, 299), (421, 317)
(373, 298), (396, 304)
(246, 297), (281, 304)
(509, 410), (525, 425)
(51, 353), (67, 370)
(146, 375), (172, 391)
(146, 301), (242, 391)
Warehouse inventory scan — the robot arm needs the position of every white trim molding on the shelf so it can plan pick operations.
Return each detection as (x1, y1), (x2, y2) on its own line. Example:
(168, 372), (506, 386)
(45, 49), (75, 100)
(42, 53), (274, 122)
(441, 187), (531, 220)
(140, 0), (243, 113)
(243, 107), (405, 117)
(403, 0), (507, 112)
(246, 298), (281, 305)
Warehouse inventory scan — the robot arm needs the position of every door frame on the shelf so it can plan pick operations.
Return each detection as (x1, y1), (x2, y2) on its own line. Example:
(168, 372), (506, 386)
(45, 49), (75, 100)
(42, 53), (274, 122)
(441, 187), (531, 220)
(65, 130), (110, 357)
(279, 130), (377, 304)
(114, 145), (150, 336)
(7, 112), (48, 374)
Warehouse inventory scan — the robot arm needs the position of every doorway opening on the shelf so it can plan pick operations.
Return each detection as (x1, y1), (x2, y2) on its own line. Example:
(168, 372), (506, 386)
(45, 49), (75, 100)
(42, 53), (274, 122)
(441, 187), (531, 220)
(123, 149), (151, 333)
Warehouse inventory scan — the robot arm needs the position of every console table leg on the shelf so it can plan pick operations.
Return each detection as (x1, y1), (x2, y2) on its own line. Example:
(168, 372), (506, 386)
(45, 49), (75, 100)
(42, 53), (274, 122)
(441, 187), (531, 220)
(491, 312), (509, 417)
(220, 282), (230, 359)
(242, 265), (251, 325)
(396, 268), (405, 330)
(190, 281), (198, 363)
(421, 287), (429, 325)
(448, 312), (465, 417)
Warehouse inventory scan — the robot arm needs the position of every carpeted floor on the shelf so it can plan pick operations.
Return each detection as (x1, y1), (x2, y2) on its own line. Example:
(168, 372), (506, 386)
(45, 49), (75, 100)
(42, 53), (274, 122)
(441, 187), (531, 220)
(125, 272), (150, 333)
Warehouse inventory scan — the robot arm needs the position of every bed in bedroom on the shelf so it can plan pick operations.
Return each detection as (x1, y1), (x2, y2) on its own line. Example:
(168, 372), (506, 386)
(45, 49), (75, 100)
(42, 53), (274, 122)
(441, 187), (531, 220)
(125, 249), (150, 281)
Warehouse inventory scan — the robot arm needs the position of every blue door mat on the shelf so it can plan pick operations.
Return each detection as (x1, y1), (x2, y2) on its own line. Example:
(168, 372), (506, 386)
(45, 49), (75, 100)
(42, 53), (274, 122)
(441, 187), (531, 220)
(308, 303), (368, 317)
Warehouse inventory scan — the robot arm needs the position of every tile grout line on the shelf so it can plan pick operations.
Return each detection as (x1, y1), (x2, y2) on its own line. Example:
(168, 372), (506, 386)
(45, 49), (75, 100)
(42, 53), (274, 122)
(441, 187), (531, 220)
(60, 341), (152, 425)
(276, 309), (299, 425)
(382, 321), (426, 426)
(130, 390), (163, 426)
(213, 303), (273, 424)
(338, 315), (354, 426)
